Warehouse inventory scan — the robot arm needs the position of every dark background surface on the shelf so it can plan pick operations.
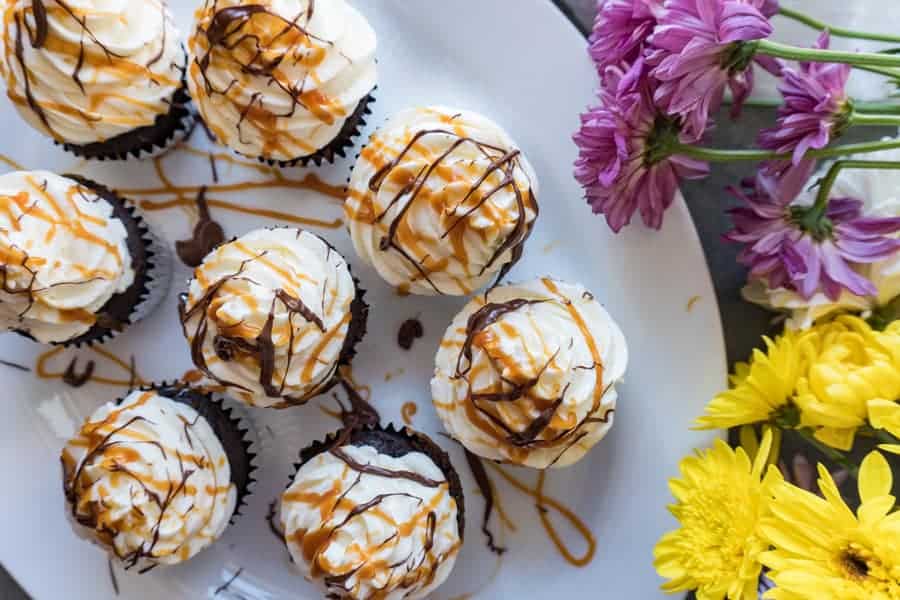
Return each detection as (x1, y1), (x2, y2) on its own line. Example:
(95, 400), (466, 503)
(2, 1), (890, 598)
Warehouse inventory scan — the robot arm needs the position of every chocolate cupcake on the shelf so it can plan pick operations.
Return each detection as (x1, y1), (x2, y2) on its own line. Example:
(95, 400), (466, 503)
(280, 424), (464, 600)
(0, 171), (171, 346)
(180, 227), (368, 408)
(345, 106), (540, 296)
(431, 277), (629, 469)
(1, 0), (191, 160)
(61, 384), (255, 571)
(187, 0), (377, 167)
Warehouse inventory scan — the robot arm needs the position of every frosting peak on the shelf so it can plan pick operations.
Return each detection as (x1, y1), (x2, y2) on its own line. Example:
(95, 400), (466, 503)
(280, 442), (461, 600)
(62, 390), (237, 569)
(346, 106), (539, 296)
(187, 0), (377, 161)
(180, 227), (358, 408)
(432, 278), (629, 468)
(1, 0), (185, 144)
(0, 170), (134, 343)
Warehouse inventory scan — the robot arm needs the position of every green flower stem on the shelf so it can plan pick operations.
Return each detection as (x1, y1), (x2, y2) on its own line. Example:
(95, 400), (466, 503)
(859, 424), (900, 445)
(849, 112), (900, 127)
(778, 6), (900, 44)
(740, 97), (900, 113)
(671, 137), (900, 164)
(853, 64), (900, 80)
(794, 428), (860, 479)
(756, 39), (900, 68)
(814, 160), (900, 208)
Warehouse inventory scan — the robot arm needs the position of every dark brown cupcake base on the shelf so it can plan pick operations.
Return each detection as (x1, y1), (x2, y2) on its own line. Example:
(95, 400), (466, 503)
(295, 423), (465, 538)
(246, 90), (376, 169)
(61, 176), (155, 347)
(58, 49), (192, 161)
(134, 382), (256, 523)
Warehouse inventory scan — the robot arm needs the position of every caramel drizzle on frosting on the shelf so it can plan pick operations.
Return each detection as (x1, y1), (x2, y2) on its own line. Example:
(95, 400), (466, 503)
(449, 279), (611, 465)
(0, 175), (127, 331)
(62, 391), (229, 570)
(287, 437), (459, 598)
(37, 345), (146, 387)
(179, 242), (344, 407)
(190, 0), (347, 159)
(351, 126), (538, 295)
(3, 0), (180, 139)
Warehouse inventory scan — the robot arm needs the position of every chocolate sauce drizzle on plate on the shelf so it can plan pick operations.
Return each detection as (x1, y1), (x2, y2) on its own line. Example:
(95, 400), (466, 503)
(0, 359), (30, 372)
(464, 450), (506, 555)
(397, 318), (424, 350)
(62, 357), (95, 388)
(176, 186), (225, 268)
(366, 128), (538, 295)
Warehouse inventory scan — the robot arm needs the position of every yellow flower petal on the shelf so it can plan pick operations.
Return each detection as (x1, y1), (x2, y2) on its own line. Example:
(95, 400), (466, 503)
(858, 451), (892, 503)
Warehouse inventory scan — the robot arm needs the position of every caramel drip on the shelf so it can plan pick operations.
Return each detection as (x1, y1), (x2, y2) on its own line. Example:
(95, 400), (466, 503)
(0, 154), (24, 171)
(134, 146), (344, 229)
(487, 464), (596, 567)
(351, 126), (538, 294)
(36, 346), (146, 388)
(191, 1), (347, 159)
(400, 401), (417, 426)
(4, 0), (178, 137)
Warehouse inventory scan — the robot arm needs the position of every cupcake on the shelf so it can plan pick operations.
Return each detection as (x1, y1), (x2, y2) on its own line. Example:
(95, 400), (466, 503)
(431, 277), (629, 469)
(187, 0), (377, 166)
(345, 106), (539, 296)
(280, 424), (464, 599)
(1, 0), (190, 160)
(61, 384), (254, 571)
(179, 227), (368, 408)
(0, 171), (170, 346)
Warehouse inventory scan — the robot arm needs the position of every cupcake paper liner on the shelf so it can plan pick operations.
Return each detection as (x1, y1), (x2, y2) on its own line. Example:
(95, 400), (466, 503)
(291, 422), (466, 538)
(55, 175), (173, 348)
(58, 47), (193, 162)
(129, 382), (258, 525)
(239, 90), (376, 169)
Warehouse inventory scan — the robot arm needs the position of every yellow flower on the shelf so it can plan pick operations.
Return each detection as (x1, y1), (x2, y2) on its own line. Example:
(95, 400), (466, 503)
(760, 451), (900, 599)
(654, 431), (777, 600)
(696, 331), (809, 430)
(794, 316), (900, 451)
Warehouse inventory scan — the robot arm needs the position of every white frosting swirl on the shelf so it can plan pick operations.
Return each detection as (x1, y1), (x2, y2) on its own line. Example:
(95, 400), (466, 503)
(280, 443), (461, 600)
(431, 278), (628, 468)
(187, 0), (377, 161)
(0, 170), (135, 343)
(346, 106), (539, 296)
(61, 390), (237, 569)
(182, 227), (357, 408)
(1, 0), (185, 145)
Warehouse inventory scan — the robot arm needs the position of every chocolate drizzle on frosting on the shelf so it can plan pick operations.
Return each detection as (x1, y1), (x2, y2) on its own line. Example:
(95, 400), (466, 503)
(456, 299), (543, 376)
(175, 187), (225, 268)
(30, 0), (49, 49)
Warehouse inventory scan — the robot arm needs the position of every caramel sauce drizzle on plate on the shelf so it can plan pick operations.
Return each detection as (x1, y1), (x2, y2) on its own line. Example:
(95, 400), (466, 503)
(36, 345), (145, 388)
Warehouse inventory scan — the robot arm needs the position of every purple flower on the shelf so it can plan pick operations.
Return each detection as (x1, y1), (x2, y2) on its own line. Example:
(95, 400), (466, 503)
(649, 0), (774, 138)
(589, 0), (664, 75)
(758, 33), (852, 166)
(574, 59), (709, 232)
(725, 171), (900, 300)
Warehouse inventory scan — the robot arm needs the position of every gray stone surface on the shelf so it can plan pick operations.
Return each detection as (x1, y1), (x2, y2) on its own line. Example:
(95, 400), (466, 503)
(1, 2), (889, 598)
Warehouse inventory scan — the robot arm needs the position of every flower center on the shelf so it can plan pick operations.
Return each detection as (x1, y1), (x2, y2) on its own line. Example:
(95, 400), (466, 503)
(719, 41), (758, 75)
(840, 549), (870, 581)
(644, 115), (683, 166)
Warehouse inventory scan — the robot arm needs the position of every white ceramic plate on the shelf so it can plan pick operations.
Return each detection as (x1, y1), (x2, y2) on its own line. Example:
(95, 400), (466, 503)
(0, 1), (725, 598)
